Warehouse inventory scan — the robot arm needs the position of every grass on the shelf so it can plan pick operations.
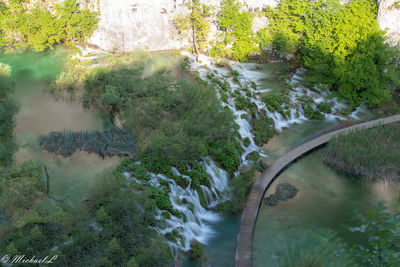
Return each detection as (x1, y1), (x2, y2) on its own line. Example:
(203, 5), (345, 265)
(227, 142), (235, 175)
(323, 123), (400, 181)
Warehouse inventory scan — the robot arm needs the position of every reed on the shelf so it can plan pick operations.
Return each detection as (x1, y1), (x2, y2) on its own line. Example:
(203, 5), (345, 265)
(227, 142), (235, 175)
(323, 123), (400, 181)
(39, 127), (135, 158)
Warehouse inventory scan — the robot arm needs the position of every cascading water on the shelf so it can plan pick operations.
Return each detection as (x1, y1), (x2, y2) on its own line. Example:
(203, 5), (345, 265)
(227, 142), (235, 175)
(123, 157), (229, 252)
(73, 48), (365, 254)
(183, 53), (363, 166)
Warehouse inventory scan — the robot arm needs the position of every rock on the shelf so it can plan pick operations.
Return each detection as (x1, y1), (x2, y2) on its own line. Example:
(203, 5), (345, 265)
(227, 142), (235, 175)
(264, 194), (279, 206)
(378, 0), (400, 46)
(88, 0), (279, 52)
(275, 182), (299, 201)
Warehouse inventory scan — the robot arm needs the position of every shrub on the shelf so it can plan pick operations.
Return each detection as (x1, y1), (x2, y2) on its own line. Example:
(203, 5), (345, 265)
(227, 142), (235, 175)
(317, 102), (332, 113)
(217, 164), (260, 213)
(262, 94), (286, 115)
(304, 106), (325, 120)
(251, 113), (277, 146)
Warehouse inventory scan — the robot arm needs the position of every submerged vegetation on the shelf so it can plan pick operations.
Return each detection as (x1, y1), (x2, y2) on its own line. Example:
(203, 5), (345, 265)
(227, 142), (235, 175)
(39, 127), (135, 158)
(323, 123), (400, 181)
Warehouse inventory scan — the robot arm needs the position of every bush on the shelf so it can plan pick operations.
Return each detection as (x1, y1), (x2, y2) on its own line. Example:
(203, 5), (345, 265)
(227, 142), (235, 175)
(217, 165), (260, 213)
(209, 139), (240, 175)
(262, 94), (286, 115)
(251, 113), (277, 146)
(304, 106), (325, 120)
(317, 102), (332, 113)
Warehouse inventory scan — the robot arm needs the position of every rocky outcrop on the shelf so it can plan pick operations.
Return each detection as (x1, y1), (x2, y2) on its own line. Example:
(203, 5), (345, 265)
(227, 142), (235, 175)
(88, 0), (278, 52)
(378, 0), (400, 45)
(86, 0), (399, 52)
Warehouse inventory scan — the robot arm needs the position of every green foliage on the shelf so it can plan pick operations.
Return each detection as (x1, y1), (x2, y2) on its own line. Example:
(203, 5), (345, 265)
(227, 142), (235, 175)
(211, 0), (258, 61)
(209, 139), (240, 175)
(175, 0), (211, 56)
(259, 0), (312, 54)
(263, 0), (395, 108)
(87, 170), (172, 266)
(262, 94), (287, 115)
(0, 64), (18, 166)
(48, 70), (81, 101)
(189, 240), (207, 262)
(0, 222), (66, 259)
(349, 201), (400, 266)
(304, 106), (325, 120)
(317, 102), (332, 113)
(323, 123), (400, 181)
(0, 150), (172, 267)
(0, 161), (45, 224)
(83, 56), (235, 167)
(217, 164), (260, 213)
(251, 113), (277, 146)
(0, 0), (98, 51)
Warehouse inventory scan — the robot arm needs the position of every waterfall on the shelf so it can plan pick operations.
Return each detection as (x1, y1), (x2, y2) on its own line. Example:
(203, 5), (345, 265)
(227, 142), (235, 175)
(121, 51), (364, 253)
(123, 157), (229, 252)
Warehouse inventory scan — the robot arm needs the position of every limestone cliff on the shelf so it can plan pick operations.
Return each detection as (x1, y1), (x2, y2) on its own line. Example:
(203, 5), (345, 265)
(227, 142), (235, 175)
(86, 0), (400, 52)
(378, 0), (400, 45)
(87, 0), (278, 52)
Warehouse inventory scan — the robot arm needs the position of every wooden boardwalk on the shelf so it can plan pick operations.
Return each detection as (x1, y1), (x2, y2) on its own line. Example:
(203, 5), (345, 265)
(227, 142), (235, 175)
(234, 114), (400, 267)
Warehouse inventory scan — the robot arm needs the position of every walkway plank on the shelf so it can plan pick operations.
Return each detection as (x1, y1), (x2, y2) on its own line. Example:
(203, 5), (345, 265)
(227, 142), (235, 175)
(235, 114), (400, 267)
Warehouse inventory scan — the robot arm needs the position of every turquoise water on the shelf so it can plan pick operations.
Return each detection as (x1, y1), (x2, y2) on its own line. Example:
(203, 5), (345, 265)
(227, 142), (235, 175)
(0, 49), (119, 204)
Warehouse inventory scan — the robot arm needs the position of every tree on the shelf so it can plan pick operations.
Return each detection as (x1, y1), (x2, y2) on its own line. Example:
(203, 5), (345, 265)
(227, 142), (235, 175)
(175, 0), (211, 59)
(212, 0), (257, 61)
(0, 0), (98, 51)
(263, 0), (395, 108)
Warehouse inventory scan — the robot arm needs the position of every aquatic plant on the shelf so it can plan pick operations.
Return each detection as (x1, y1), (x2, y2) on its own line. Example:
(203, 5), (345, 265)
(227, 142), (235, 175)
(323, 123), (400, 181)
(39, 127), (135, 158)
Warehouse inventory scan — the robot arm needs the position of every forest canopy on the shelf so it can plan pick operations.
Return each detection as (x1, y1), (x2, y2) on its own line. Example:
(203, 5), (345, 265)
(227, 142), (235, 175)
(260, 0), (397, 108)
(0, 0), (98, 51)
